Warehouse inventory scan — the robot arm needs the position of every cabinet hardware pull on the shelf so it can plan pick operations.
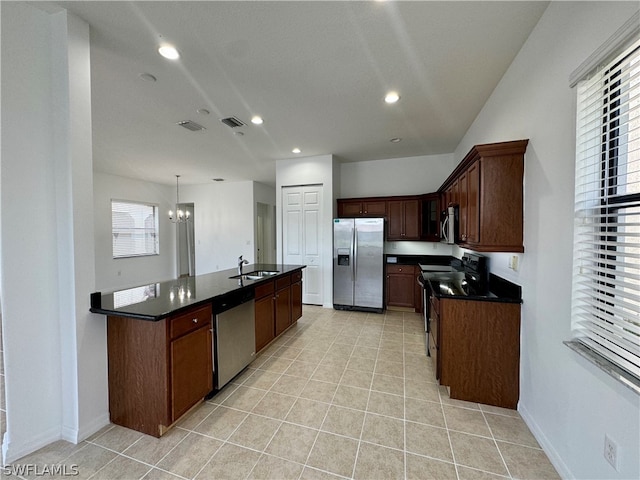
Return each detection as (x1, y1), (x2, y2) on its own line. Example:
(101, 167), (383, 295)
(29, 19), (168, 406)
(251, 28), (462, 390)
(192, 318), (198, 323)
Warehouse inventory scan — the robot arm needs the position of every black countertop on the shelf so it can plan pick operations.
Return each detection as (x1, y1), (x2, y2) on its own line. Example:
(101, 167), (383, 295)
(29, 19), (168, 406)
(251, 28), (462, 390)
(90, 264), (305, 321)
(422, 271), (522, 304)
(385, 254), (457, 266)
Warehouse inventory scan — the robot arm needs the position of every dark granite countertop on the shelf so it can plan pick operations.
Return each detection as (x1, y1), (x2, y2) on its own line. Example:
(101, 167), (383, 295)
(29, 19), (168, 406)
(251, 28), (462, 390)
(90, 264), (305, 321)
(384, 254), (457, 266)
(422, 271), (522, 304)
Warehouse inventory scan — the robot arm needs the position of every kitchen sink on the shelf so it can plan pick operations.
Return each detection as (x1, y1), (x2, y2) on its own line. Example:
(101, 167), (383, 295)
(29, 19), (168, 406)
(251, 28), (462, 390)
(229, 270), (279, 280)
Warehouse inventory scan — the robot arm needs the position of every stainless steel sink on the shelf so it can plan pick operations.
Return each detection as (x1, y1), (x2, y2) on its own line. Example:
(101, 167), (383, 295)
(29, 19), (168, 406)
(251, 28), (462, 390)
(229, 270), (279, 280)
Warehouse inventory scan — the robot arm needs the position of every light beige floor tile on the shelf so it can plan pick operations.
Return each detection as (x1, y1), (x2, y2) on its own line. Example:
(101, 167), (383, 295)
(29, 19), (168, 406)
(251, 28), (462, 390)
(405, 378), (441, 403)
(457, 465), (511, 480)
(355, 336), (380, 348)
(91, 425), (145, 453)
(227, 414), (281, 451)
(258, 356), (294, 374)
(497, 441), (561, 480)
(53, 443), (117, 480)
(194, 406), (248, 440)
(196, 443), (262, 480)
(221, 385), (267, 412)
(90, 455), (151, 480)
(404, 362), (432, 380)
(353, 442), (404, 480)
(321, 405), (365, 439)
(334, 334), (359, 346)
(332, 385), (369, 411)
(405, 421), (453, 462)
(307, 432), (359, 478)
(156, 433), (222, 478)
(252, 391), (297, 420)
(366, 391), (404, 419)
(485, 413), (540, 447)
(449, 431), (508, 476)
(381, 331), (404, 344)
(371, 373), (405, 395)
(479, 403), (521, 418)
(339, 369), (373, 390)
(406, 453), (457, 480)
(327, 344), (354, 357)
(248, 453), (304, 480)
(374, 359), (404, 378)
(269, 374), (308, 396)
(311, 364), (345, 384)
(443, 405), (492, 437)
(231, 366), (257, 385)
(360, 413), (404, 450)
(272, 345), (304, 360)
(346, 356), (376, 373)
(208, 382), (239, 405)
(176, 401), (217, 430)
(285, 398), (330, 429)
(405, 397), (445, 427)
(123, 427), (189, 465)
(299, 380), (338, 403)
(404, 342), (428, 354)
(300, 467), (345, 480)
(141, 467), (186, 480)
(404, 332), (425, 345)
(285, 360), (319, 379)
(265, 423), (318, 464)
(439, 386), (480, 410)
(351, 345), (378, 360)
(241, 370), (282, 390)
(295, 349), (326, 364)
(14, 439), (88, 465)
(320, 354), (349, 369)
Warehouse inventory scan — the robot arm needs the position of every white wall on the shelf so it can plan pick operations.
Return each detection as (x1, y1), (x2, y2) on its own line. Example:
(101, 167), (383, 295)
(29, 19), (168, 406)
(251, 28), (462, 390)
(340, 153), (456, 198)
(1, 3), (108, 463)
(276, 155), (336, 307)
(182, 181), (256, 274)
(454, 3), (640, 479)
(94, 173), (176, 291)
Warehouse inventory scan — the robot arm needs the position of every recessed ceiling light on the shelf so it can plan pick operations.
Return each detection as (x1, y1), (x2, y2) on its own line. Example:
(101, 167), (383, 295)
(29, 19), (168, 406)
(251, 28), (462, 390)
(197, 108), (210, 115)
(212, 178), (225, 182)
(292, 148), (301, 154)
(390, 137), (402, 143)
(139, 73), (157, 82)
(251, 116), (264, 125)
(158, 44), (180, 60)
(384, 91), (400, 104)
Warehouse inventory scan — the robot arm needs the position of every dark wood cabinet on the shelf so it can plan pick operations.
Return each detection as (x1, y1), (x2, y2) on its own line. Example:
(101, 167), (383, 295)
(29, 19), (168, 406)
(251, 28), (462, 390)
(439, 140), (527, 252)
(275, 275), (292, 336)
(107, 303), (213, 437)
(421, 193), (440, 241)
(255, 282), (275, 352)
(438, 298), (521, 409)
(387, 198), (420, 240)
(386, 264), (418, 310)
(337, 198), (387, 217)
(291, 270), (303, 322)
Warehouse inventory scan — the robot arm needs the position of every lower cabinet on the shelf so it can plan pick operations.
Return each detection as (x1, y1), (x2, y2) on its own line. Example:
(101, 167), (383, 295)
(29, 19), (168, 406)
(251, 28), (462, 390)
(386, 264), (419, 311)
(255, 269), (304, 353)
(107, 303), (213, 437)
(438, 298), (521, 409)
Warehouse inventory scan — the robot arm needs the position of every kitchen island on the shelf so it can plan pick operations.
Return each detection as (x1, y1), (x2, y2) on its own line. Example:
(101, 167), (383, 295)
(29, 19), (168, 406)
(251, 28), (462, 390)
(90, 264), (305, 437)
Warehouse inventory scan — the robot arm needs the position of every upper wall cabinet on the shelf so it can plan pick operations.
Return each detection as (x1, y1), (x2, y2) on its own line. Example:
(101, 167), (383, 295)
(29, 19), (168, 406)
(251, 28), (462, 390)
(337, 198), (387, 218)
(439, 140), (528, 252)
(387, 197), (421, 241)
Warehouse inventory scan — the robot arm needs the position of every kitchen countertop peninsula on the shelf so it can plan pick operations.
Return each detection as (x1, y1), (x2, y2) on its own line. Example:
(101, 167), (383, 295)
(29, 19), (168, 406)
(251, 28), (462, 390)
(90, 264), (305, 321)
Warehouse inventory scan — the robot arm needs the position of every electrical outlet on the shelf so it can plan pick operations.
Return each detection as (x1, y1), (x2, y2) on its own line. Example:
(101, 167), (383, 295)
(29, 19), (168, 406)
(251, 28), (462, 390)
(509, 255), (519, 271)
(604, 434), (618, 471)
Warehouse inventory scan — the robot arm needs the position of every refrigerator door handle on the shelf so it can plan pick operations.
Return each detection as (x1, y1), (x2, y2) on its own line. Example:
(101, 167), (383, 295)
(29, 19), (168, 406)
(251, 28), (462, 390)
(353, 227), (358, 281)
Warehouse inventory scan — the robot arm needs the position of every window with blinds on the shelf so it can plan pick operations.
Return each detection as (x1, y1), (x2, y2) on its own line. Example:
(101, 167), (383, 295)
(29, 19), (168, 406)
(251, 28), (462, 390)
(112, 200), (159, 258)
(572, 38), (640, 386)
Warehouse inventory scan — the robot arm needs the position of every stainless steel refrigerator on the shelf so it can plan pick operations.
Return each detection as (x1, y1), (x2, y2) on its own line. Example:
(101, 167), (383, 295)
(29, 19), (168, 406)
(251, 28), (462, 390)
(333, 217), (384, 312)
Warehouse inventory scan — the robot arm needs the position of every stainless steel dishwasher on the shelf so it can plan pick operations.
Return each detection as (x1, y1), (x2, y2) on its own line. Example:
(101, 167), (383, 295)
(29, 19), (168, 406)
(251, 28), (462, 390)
(212, 288), (256, 390)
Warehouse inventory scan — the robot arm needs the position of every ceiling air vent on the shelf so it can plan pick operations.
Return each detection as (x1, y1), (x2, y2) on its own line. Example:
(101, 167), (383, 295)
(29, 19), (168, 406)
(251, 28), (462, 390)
(220, 116), (245, 128)
(177, 120), (206, 132)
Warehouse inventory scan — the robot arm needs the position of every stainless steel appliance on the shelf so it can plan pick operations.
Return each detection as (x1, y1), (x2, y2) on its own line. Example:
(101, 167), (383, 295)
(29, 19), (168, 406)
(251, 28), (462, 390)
(212, 288), (255, 390)
(441, 205), (459, 244)
(333, 217), (384, 313)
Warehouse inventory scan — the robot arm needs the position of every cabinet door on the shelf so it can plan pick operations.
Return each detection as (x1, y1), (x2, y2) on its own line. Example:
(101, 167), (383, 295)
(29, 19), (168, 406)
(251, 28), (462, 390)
(403, 199), (420, 240)
(466, 161), (480, 244)
(363, 200), (387, 217)
(385, 266), (415, 308)
(170, 325), (212, 422)
(458, 171), (469, 241)
(387, 201), (404, 239)
(255, 294), (275, 353)
(291, 281), (303, 322)
(275, 286), (292, 335)
(421, 194), (440, 241)
(338, 200), (363, 217)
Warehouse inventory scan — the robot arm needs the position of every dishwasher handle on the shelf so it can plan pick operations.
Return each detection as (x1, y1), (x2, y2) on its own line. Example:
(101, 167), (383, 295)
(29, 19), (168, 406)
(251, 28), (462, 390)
(213, 288), (255, 315)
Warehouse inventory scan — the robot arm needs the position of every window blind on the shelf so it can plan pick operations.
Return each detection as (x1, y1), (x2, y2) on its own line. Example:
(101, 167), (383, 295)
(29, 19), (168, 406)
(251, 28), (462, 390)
(112, 200), (159, 258)
(572, 38), (640, 382)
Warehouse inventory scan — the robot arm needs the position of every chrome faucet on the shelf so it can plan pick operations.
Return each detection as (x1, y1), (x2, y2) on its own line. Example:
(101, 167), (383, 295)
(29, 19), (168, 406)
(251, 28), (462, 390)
(238, 255), (249, 275)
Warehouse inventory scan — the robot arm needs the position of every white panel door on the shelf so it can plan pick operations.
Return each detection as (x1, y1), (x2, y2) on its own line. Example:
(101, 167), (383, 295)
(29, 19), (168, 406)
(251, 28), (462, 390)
(282, 185), (323, 305)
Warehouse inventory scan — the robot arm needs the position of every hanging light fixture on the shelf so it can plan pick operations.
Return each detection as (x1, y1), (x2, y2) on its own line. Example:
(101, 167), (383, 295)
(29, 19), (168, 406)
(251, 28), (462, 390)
(169, 175), (190, 223)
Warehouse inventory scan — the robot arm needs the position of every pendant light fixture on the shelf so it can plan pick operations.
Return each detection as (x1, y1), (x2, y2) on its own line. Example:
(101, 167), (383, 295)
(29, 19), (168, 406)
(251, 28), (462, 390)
(169, 175), (190, 223)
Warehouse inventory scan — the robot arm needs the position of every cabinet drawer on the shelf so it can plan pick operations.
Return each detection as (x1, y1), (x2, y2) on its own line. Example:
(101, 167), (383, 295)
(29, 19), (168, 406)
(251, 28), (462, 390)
(291, 270), (302, 283)
(386, 264), (414, 274)
(255, 280), (274, 299)
(276, 274), (291, 290)
(170, 304), (212, 340)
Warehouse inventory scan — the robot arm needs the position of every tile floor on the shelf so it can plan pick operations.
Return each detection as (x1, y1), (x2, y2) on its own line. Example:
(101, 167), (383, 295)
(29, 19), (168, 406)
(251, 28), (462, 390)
(9, 306), (560, 480)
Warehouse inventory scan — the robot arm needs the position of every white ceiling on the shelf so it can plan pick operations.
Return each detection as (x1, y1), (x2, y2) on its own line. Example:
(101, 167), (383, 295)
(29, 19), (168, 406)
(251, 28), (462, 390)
(52, 1), (549, 187)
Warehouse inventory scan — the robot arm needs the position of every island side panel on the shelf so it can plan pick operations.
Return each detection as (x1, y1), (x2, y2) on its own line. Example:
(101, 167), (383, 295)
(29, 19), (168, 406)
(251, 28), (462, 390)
(107, 315), (170, 436)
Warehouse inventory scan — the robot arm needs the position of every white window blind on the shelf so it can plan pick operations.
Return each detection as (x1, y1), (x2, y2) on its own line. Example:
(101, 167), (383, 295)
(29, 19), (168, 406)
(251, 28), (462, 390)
(112, 200), (159, 258)
(572, 38), (640, 384)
